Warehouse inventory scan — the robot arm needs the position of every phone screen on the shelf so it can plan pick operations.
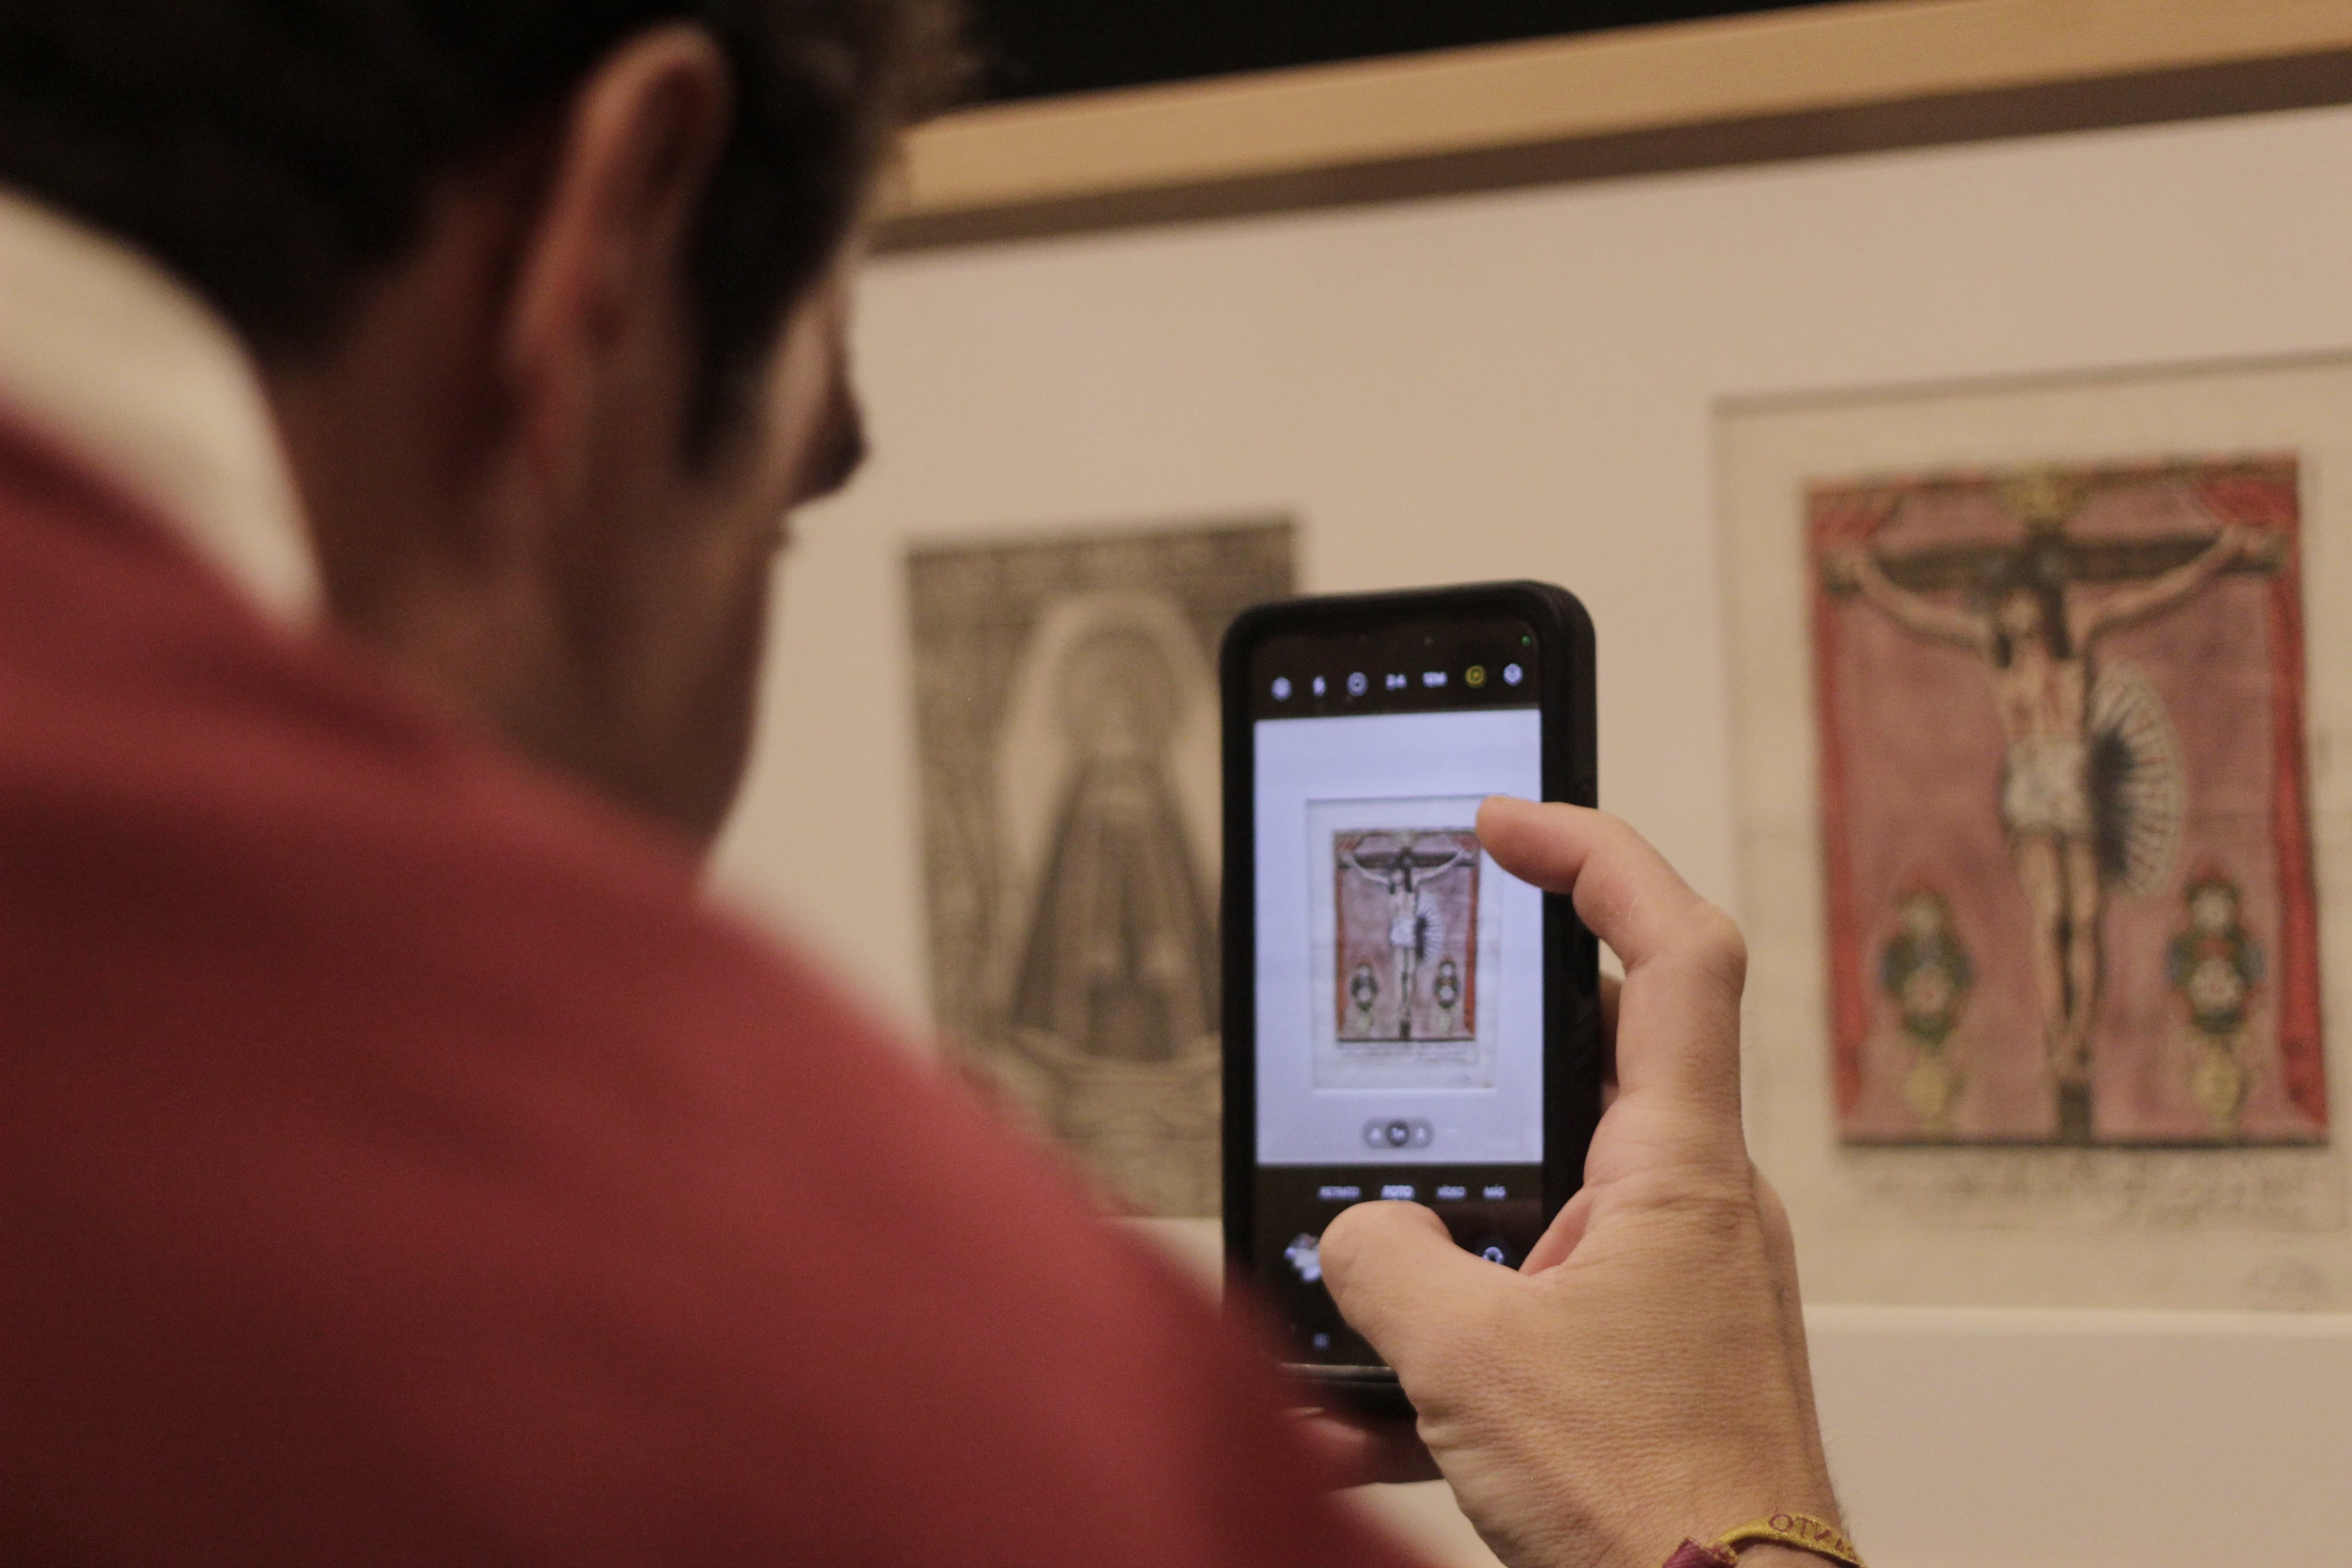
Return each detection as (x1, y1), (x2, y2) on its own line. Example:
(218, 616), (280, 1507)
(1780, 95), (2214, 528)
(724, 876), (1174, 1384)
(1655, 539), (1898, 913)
(1245, 613), (1548, 1364)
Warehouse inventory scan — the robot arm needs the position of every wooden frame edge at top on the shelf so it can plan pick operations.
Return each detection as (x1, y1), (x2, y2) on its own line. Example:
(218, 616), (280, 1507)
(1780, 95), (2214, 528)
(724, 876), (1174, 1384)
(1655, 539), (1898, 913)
(875, 0), (2352, 252)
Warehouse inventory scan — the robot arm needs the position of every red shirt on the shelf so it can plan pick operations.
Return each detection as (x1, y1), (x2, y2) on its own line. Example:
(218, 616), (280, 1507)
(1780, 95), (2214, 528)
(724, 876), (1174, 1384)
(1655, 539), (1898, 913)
(0, 417), (1425, 1567)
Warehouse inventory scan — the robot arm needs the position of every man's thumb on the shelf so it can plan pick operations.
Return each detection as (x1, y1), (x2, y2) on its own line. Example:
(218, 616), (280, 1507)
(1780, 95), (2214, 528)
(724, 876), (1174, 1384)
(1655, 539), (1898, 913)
(1319, 1202), (1501, 1371)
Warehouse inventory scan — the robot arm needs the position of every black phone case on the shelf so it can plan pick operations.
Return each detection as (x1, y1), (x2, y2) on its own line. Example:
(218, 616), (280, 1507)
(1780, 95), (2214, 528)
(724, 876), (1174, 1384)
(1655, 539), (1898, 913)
(1218, 581), (1603, 1410)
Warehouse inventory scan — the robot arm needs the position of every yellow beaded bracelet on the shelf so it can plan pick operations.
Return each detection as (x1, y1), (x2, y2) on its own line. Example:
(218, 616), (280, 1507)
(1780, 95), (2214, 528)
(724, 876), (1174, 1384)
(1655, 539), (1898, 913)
(1661, 1512), (1864, 1568)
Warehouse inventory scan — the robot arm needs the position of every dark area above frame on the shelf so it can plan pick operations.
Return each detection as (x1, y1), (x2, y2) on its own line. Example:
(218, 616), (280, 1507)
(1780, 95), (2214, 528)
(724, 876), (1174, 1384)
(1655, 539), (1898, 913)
(968, 0), (1845, 102)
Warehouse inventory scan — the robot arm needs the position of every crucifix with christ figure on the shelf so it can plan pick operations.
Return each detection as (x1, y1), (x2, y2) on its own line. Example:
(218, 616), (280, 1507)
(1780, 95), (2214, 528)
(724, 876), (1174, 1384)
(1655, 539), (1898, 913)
(1822, 466), (2283, 1143)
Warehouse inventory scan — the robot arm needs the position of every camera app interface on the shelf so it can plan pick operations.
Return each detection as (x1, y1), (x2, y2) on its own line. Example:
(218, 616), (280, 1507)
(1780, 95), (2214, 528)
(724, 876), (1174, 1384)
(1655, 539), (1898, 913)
(1249, 617), (1545, 1364)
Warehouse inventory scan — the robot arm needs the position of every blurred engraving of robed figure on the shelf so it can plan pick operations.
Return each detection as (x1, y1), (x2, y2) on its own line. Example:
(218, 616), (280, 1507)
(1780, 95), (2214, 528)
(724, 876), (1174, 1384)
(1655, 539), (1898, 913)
(1009, 618), (1216, 1063)
(908, 521), (1292, 1214)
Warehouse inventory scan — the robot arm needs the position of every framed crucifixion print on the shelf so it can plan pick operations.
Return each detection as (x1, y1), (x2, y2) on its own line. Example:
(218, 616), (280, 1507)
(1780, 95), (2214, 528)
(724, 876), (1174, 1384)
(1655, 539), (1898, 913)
(1809, 458), (2323, 1149)
(1720, 355), (2352, 1311)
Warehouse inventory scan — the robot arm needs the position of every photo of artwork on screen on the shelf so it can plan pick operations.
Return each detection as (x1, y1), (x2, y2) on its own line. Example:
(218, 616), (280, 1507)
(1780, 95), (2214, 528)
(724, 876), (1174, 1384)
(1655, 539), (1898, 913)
(1331, 827), (1481, 1047)
(1304, 795), (1501, 1091)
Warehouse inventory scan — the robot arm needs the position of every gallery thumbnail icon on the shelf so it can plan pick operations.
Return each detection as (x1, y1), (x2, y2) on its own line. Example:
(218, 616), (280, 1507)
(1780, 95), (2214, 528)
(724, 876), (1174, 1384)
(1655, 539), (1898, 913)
(1361, 1116), (1435, 1149)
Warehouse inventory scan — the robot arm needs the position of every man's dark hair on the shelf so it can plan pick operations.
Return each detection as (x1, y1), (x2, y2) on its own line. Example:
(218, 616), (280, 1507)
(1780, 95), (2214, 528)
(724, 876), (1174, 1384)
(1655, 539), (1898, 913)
(0, 1), (961, 447)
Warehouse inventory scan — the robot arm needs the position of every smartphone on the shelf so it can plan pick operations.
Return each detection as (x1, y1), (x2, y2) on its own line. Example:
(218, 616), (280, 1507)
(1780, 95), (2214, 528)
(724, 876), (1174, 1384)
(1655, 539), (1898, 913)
(1220, 582), (1601, 1406)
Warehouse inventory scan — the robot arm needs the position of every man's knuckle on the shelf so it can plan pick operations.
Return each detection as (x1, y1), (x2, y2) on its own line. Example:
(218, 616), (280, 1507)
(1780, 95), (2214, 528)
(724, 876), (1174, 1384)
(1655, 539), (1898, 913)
(1683, 901), (1749, 983)
(1600, 812), (1649, 858)
(1615, 1167), (1766, 1241)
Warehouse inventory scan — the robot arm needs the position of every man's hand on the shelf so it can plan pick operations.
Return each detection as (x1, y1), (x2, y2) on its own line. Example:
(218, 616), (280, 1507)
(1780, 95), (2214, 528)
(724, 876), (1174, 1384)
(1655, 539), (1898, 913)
(1319, 799), (1837, 1568)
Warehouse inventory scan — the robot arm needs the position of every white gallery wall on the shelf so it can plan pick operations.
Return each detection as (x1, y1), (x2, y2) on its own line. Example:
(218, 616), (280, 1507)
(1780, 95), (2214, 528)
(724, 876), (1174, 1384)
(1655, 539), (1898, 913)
(712, 103), (2352, 1566)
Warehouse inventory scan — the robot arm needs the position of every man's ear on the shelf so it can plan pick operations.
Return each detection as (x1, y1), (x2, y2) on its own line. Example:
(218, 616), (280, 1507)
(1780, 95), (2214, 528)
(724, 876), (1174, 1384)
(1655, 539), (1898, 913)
(502, 25), (734, 513)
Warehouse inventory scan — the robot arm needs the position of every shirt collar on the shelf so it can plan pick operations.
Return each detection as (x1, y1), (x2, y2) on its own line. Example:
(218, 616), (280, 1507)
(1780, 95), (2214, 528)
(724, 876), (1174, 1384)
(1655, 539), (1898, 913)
(0, 185), (319, 624)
